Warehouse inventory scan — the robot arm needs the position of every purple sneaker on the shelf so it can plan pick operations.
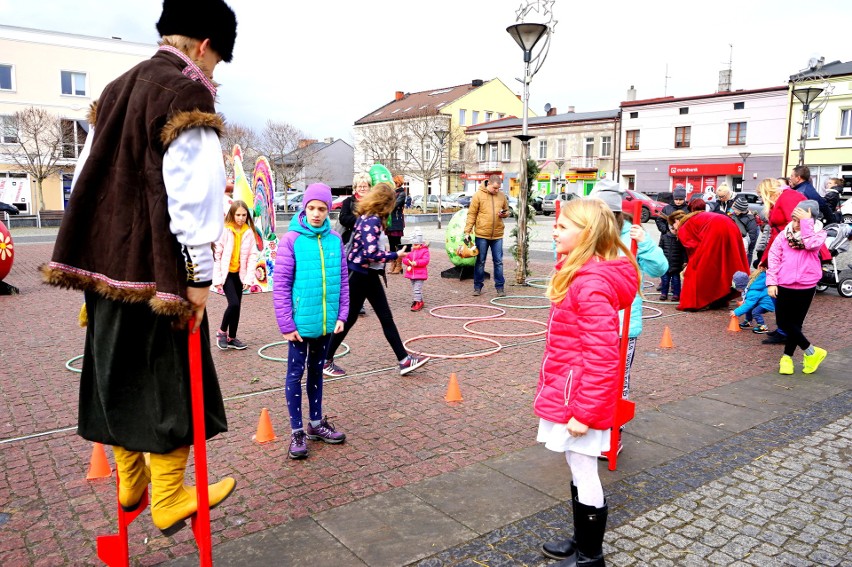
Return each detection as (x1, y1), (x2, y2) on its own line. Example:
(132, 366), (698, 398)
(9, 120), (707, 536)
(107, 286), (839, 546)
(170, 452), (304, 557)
(399, 354), (429, 376)
(288, 430), (308, 459)
(306, 416), (346, 444)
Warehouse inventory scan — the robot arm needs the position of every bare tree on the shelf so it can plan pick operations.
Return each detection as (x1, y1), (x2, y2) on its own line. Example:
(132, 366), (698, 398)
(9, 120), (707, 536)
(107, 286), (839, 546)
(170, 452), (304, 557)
(0, 107), (66, 211)
(220, 121), (261, 176)
(260, 119), (305, 192)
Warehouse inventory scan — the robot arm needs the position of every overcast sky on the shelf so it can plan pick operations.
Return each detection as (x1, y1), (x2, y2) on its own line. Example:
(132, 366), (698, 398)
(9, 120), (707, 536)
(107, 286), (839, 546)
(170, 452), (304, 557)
(3, 0), (849, 143)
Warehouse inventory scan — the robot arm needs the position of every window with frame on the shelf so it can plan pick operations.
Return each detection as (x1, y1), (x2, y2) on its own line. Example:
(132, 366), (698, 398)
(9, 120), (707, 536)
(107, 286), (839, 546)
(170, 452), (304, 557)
(841, 109), (852, 137)
(60, 71), (87, 96)
(472, 111), (479, 125)
(457, 142), (466, 160)
(625, 130), (639, 150)
(1, 115), (18, 144)
(727, 122), (746, 145)
(629, 111), (638, 119)
(488, 143), (498, 161)
(501, 140), (511, 161)
(584, 136), (594, 157)
(0, 64), (14, 91)
(61, 119), (88, 158)
(537, 139), (547, 160)
(424, 144), (432, 161)
(679, 107), (689, 115)
(733, 101), (745, 110)
(485, 111), (493, 122)
(477, 143), (486, 161)
(807, 111), (820, 138)
(600, 135), (612, 157)
(675, 126), (691, 148)
(497, 113), (505, 119)
(556, 138), (566, 159)
(458, 109), (466, 125)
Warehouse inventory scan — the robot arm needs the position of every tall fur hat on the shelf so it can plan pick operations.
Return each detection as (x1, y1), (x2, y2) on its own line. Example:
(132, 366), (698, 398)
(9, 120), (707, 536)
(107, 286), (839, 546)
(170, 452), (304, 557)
(156, 0), (238, 62)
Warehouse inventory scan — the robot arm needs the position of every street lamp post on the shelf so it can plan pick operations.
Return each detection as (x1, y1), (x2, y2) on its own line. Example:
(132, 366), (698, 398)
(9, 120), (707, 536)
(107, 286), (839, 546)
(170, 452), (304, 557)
(507, 22), (548, 285)
(792, 86), (823, 167)
(433, 128), (449, 229)
(738, 151), (751, 191)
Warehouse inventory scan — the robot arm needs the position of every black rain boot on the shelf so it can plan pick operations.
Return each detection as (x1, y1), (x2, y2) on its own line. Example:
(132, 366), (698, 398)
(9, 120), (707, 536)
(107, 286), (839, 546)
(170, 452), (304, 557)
(553, 497), (608, 567)
(541, 483), (578, 559)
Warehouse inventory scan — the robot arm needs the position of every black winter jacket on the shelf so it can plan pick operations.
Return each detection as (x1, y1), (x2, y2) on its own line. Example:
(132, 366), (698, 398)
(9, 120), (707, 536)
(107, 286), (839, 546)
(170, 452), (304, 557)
(659, 233), (686, 274)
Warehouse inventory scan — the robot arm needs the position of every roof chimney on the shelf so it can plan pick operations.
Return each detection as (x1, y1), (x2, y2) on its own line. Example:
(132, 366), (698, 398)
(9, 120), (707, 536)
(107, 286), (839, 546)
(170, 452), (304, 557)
(297, 139), (317, 149)
(718, 69), (732, 93)
(324, 137), (334, 144)
(626, 85), (637, 101)
(566, 106), (575, 113)
(546, 106), (558, 116)
(395, 91), (405, 101)
(471, 79), (484, 87)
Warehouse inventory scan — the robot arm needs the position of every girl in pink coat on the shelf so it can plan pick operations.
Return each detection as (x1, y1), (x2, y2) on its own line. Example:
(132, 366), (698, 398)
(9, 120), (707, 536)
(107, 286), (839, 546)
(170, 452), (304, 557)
(537, 198), (640, 567)
(402, 228), (430, 312)
(213, 200), (259, 350)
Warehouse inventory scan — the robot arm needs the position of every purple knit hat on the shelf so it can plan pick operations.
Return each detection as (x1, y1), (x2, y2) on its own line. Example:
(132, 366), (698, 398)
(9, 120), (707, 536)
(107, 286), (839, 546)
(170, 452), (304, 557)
(302, 183), (332, 210)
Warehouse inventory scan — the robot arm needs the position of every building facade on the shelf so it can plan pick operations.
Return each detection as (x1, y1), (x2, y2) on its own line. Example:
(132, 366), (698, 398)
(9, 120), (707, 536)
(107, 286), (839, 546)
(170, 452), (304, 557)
(0, 25), (152, 213)
(618, 86), (788, 197)
(352, 79), (530, 198)
(280, 138), (355, 193)
(464, 108), (620, 197)
(784, 59), (852, 192)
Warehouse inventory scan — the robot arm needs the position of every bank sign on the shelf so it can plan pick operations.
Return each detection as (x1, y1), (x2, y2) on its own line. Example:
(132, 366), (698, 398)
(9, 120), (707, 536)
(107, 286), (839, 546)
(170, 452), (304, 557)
(669, 163), (743, 176)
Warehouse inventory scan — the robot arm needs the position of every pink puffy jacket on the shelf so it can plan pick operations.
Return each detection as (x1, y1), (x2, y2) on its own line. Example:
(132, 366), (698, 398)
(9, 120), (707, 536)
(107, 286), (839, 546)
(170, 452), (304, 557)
(402, 246), (430, 280)
(534, 257), (638, 429)
(213, 224), (259, 287)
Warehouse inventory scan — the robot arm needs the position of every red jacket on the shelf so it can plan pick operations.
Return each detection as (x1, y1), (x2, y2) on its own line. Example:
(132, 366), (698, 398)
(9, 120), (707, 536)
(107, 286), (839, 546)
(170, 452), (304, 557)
(534, 256), (638, 429)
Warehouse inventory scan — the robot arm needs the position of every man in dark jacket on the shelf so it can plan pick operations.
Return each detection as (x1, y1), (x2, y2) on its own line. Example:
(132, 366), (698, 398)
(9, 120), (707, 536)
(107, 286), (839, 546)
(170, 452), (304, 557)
(791, 165), (834, 222)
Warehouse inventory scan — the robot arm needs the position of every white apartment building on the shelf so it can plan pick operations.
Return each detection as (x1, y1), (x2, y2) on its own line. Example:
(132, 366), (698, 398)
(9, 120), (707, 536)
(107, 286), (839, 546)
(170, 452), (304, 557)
(0, 25), (152, 213)
(618, 86), (788, 197)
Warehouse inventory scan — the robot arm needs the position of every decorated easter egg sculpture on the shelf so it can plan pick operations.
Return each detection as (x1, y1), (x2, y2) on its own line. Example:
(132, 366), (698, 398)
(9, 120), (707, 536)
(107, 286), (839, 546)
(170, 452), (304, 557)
(445, 208), (476, 267)
(0, 220), (14, 280)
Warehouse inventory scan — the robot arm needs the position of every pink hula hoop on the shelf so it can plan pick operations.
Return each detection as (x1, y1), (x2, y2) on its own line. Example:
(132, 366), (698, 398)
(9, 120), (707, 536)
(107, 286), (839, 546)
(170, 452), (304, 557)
(462, 317), (547, 338)
(403, 334), (502, 359)
(428, 304), (506, 320)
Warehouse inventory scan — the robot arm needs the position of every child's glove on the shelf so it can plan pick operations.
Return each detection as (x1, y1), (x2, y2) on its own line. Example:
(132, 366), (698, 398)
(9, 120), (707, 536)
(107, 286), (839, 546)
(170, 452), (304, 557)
(406, 265), (412, 272)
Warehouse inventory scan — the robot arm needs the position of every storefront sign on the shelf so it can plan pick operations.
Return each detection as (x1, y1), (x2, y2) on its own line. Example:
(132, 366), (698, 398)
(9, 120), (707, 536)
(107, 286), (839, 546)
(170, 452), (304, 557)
(461, 173), (504, 181)
(565, 172), (598, 181)
(669, 163), (743, 176)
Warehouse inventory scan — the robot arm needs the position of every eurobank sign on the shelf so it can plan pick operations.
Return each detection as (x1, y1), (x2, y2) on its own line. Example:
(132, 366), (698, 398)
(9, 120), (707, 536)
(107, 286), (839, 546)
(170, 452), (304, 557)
(669, 163), (743, 176)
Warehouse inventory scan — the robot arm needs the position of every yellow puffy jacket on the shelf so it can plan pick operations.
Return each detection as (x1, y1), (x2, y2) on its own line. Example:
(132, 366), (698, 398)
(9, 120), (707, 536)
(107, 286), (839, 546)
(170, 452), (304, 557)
(464, 187), (509, 240)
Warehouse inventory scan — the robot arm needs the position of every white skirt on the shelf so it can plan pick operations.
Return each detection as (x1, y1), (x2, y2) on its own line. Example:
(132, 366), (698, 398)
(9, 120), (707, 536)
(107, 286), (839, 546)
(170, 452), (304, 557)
(537, 418), (610, 457)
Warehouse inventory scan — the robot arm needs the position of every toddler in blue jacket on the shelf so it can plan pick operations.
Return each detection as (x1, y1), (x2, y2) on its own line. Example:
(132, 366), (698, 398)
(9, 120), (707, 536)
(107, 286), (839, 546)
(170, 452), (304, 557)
(730, 268), (775, 333)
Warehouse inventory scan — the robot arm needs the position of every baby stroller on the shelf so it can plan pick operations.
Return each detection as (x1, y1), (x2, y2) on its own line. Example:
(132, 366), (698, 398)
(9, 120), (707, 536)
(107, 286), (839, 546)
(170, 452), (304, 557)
(816, 223), (852, 298)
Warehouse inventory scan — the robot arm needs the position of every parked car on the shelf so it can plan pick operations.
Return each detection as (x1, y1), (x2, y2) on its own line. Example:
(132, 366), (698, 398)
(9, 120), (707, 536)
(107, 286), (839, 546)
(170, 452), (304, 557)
(410, 194), (456, 212)
(541, 192), (580, 215)
(275, 191), (304, 211)
(736, 192), (767, 220)
(623, 189), (667, 223)
(332, 195), (349, 210)
(456, 194), (473, 208)
(285, 192), (306, 212)
(531, 194), (544, 214)
(0, 201), (19, 215)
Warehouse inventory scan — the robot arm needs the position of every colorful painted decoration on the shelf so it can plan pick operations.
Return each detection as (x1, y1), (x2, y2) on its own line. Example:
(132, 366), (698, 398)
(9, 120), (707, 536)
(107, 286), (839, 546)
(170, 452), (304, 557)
(231, 145), (254, 209)
(445, 208), (476, 267)
(0, 220), (13, 280)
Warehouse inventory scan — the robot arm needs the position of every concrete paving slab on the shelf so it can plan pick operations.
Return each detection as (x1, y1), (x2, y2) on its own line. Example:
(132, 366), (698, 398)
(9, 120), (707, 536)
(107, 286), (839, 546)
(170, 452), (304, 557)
(484, 444), (572, 501)
(166, 517), (365, 567)
(743, 372), (847, 401)
(659, 395), (777, 433)
(406, 463), (557, 535)
(598, 433), (686, 484)
(625, 410), (733, 451)
(698, 379), (806, 414)
(313, 488), (476, 567)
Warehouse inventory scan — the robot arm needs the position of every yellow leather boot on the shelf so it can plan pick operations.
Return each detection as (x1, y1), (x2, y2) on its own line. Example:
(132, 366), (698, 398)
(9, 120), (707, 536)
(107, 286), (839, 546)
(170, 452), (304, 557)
(150, 447), (236, 536)
(112, 446), (150, 512)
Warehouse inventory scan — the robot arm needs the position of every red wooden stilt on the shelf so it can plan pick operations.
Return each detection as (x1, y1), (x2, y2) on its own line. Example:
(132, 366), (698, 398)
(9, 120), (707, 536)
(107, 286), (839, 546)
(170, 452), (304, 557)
(605, 200), (643, 471)
(96, 472), (149, 566)
(188, 322), (213, 566)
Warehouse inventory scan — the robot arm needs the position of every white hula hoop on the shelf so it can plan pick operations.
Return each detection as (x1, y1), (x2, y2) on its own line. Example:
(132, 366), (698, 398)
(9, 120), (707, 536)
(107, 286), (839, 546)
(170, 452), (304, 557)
(403, 334), (502, 359)
(257, 341), (350, 362)
(525, 277), (550, 289)
(463, 318), (547, 337)
(428, 304), (506, 320)
(65, 354), (83, 373)
(489, 295), (550, 309)
(642, 305), (663, 319)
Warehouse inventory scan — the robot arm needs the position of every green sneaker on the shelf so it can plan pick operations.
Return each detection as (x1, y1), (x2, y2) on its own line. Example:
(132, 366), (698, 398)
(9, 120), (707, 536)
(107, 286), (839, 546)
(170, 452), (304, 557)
(802, 347), (827, 374)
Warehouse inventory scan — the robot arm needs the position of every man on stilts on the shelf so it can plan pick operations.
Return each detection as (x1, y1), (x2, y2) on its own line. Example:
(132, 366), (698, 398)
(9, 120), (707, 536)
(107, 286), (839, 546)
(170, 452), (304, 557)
(42, 0), (238, 536)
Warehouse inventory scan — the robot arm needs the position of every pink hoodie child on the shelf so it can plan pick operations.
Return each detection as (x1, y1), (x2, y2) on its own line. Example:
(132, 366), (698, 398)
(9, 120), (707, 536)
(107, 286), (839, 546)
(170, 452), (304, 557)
(402, 228), (430, 311)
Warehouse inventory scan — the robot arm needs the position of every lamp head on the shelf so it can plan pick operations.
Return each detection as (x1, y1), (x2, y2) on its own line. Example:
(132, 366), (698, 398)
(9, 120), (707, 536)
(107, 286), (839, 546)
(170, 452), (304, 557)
(506, 23), (548, 62)
(792, 86), (823, 107)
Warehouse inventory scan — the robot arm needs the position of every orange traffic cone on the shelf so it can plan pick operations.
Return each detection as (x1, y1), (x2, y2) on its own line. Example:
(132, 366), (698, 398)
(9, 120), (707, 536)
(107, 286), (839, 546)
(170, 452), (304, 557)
(86, 442), (112, 480)
(445, 373), (463, 402)
(659, 326), (674, 348)
(727, 315), (741, 332)
(252, 407), (276, 443)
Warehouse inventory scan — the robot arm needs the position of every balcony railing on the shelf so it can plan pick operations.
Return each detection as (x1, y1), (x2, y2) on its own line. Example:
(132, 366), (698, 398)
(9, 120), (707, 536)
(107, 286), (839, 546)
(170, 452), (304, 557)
(477, 161), (501, 172)
(569, 156), (599, 169)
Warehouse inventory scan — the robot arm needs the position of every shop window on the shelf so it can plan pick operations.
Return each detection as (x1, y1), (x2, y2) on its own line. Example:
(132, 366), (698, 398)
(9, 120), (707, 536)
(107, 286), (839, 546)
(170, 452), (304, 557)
(626, 130), (639, 150)
(727, 122), (746, 146)
(675, 126), (691, 148)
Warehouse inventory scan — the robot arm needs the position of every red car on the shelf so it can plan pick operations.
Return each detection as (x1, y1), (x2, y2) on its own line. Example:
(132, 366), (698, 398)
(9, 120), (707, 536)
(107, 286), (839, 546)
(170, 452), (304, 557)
(623, 190), (667, 223)
(331, 195), (350, 210)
